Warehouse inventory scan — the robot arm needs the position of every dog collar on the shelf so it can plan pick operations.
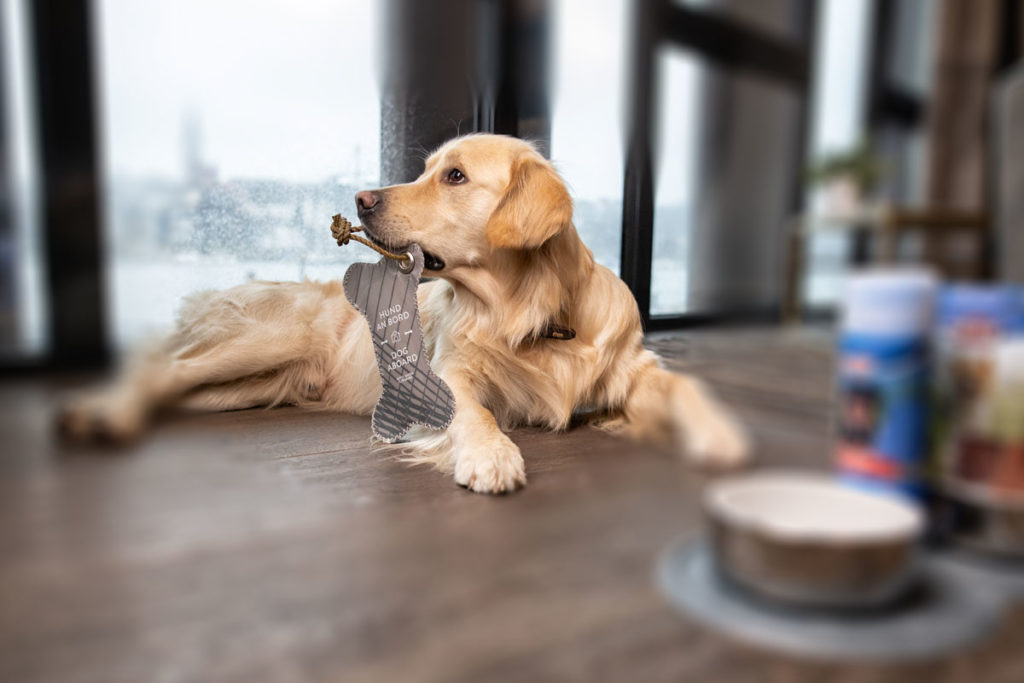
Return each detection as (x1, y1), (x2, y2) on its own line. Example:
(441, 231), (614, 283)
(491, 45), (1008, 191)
(539, 323), (576, 341)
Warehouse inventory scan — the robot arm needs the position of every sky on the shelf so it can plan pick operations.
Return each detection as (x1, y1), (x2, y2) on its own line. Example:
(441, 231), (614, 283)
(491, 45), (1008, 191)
(549, 0), (631, 202)
(551, 0), (700, 206)
(96, 0), (867, 201)
(96, 0), (649, 201)
(96, 0), (381, 184)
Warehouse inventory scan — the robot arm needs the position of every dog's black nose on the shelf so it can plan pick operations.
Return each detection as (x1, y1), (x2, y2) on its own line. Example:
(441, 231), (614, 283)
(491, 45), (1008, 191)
(356, 191), (379, 214)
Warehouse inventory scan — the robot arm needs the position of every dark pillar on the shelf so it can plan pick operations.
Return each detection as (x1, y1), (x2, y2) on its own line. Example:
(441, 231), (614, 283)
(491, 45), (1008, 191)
(925, 0), (999, 210)
(619, 0), (659, 323)
(29, 0), (108, 366)
(379, 0), (552, 185)
(493, 0), (552, 154)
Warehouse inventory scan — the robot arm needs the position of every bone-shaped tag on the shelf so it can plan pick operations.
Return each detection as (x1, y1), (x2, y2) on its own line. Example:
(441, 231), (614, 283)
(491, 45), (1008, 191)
(342, 245), (456, 442)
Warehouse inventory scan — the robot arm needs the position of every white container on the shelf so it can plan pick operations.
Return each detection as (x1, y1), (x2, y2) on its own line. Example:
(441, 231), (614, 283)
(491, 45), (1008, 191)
(836, 269), (939, 497)
(841, 269), (939, 337)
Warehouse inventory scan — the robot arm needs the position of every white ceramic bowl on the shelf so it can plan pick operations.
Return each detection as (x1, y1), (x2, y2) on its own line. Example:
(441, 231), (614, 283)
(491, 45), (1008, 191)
(705, 471), (925, 608)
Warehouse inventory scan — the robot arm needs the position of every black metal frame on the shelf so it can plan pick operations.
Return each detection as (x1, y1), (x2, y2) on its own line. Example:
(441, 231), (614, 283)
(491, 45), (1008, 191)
(2, 0), (108, 371)
(996, 0), (1022, 73)
(865, 1), (926, 133)
(620, 0), (817, 331)
(0, 10), (14, 351)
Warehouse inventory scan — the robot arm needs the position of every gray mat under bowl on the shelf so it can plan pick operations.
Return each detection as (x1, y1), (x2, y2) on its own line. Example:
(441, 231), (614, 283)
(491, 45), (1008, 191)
(657, 538), (1006, 662)
(933, 548), (1024, 598)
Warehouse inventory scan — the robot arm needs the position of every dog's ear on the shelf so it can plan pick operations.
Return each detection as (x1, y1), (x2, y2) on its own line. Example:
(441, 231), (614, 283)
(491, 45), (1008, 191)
(486, 157), (573, 249)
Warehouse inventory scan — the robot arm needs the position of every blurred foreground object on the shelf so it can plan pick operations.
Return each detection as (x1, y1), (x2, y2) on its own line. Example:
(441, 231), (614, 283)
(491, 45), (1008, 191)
(934, 286), (1024, 491)
(939, 332), (1024, 559)
(835, 269), (938, 498)
(783, 207), (986, 322)
(657, 470), (1003, 662)
(805, 141), (886, 216)
(706, 471), (923, 609)
(993, 63), (1024, 284)
(933, 285), (1024, 558)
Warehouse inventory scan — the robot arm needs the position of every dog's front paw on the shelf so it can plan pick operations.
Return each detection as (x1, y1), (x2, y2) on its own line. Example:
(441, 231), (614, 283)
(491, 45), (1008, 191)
(58, 392), (144, 444)
(453, 434), (526, 494)
(685, 407), (751, 470)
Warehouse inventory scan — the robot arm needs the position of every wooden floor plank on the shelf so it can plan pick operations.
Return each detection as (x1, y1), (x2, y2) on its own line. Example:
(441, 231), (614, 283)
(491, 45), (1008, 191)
(0, 330), (1022, 682)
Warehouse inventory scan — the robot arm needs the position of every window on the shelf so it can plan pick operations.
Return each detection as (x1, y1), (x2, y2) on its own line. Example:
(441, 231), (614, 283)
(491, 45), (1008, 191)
(621, 0), (811, 327)
(802, 0), (939, 309)
(873, 0), (937, 206)
(550, 0), (628, 274)
(803, 0), (873, 307)
(651, 48), (701, 315)
(0, 0), (46, 358)
(96, 0), (382, 345)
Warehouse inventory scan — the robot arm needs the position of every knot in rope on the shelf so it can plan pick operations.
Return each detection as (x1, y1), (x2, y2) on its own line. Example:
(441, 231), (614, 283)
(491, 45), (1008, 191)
(331, 214), (412, 265)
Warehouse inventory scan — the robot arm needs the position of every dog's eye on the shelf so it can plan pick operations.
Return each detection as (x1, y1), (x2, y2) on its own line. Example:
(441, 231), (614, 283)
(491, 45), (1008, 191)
(445, 168), (467, 184)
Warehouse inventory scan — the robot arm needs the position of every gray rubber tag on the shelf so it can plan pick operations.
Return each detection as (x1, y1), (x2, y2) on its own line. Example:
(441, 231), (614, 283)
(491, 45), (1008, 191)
(342, 244), (456, 442)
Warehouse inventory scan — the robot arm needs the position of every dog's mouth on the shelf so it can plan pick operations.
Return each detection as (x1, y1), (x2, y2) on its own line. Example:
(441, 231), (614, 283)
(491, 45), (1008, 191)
(421, 251), (445, 271)
(362, 226), (446, 272)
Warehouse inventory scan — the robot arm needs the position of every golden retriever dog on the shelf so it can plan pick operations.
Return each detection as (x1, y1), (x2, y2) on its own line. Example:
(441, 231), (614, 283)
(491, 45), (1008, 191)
(60, 134), (749, 493)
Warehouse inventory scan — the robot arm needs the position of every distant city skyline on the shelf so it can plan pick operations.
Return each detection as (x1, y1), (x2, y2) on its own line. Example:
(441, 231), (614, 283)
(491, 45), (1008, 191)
(97, 0), (381, 184)
(97, 0), (651, 203)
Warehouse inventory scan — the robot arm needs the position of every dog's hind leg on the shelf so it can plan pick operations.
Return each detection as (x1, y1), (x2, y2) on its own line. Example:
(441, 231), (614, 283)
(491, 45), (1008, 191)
(61, 280), (363, 443)
(178, 369), (299, 413)
(58, 341), (176, 443)
(58, 326), (318, 443)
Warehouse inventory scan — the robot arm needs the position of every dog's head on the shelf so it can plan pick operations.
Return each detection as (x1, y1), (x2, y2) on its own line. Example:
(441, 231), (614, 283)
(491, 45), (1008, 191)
(354, 134), (575, 274)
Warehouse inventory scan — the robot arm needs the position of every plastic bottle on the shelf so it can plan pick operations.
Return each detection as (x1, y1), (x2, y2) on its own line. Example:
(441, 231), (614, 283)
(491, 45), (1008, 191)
(836, 269), (938, 499)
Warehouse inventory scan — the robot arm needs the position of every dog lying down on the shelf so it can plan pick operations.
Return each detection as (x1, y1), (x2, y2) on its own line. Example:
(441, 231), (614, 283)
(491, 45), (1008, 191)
(60, 134), (750, 493)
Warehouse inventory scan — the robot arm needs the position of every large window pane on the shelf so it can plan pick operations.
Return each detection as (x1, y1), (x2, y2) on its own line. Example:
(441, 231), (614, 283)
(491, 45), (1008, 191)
(651, 49), (701, 315)
(886, 0), (938, 97)
(96, 0), (381, 346)
(653, 47), (800, 316)
(804, 0), (872, 306)
(550, 0), (627, 274)
(1, 0), (46, 358)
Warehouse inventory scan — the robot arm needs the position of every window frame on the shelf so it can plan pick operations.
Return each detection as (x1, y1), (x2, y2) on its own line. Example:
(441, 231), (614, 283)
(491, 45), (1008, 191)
(620, 0), (817, 330)
(7, 0), (108, 370)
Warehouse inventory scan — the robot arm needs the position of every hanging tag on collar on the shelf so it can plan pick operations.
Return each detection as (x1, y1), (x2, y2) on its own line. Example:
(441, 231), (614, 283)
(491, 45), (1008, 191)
(342, 244), (456, 442)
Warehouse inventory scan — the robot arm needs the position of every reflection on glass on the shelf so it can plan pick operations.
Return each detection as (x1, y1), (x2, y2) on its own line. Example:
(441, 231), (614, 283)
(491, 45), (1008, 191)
(886, 0), (937, 97)
(550, 0), (627, 274)
(96, 0), (380, 345)
(1, 0), (46, 357)
(651, 48), (701, 315)
(804, 0), (871, 307)
(675, 0), (802, 42)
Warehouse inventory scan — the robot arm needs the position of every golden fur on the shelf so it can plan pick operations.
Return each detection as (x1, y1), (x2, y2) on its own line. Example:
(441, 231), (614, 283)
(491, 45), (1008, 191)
(60, 134), (749, 493)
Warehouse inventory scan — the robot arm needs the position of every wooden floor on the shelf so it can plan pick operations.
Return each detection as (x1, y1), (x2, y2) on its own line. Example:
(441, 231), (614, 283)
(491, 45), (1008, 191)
(1, 329), (1023, 682)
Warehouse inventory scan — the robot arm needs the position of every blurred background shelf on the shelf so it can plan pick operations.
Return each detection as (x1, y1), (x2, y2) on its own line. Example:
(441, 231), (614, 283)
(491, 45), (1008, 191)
(784, 205), (991, 322)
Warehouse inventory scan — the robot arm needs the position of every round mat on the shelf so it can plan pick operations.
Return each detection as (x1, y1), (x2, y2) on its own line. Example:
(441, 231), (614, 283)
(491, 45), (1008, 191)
(656, 538), (1006, 662)
(933, 548), (1024, 599)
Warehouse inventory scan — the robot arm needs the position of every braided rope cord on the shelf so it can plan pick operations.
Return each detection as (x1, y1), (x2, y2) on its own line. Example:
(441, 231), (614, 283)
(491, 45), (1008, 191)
(330, 214), (412, 265)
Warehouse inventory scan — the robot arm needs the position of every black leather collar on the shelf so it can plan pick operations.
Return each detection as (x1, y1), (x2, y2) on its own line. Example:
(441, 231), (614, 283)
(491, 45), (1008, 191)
(538, 323), (576, 341)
